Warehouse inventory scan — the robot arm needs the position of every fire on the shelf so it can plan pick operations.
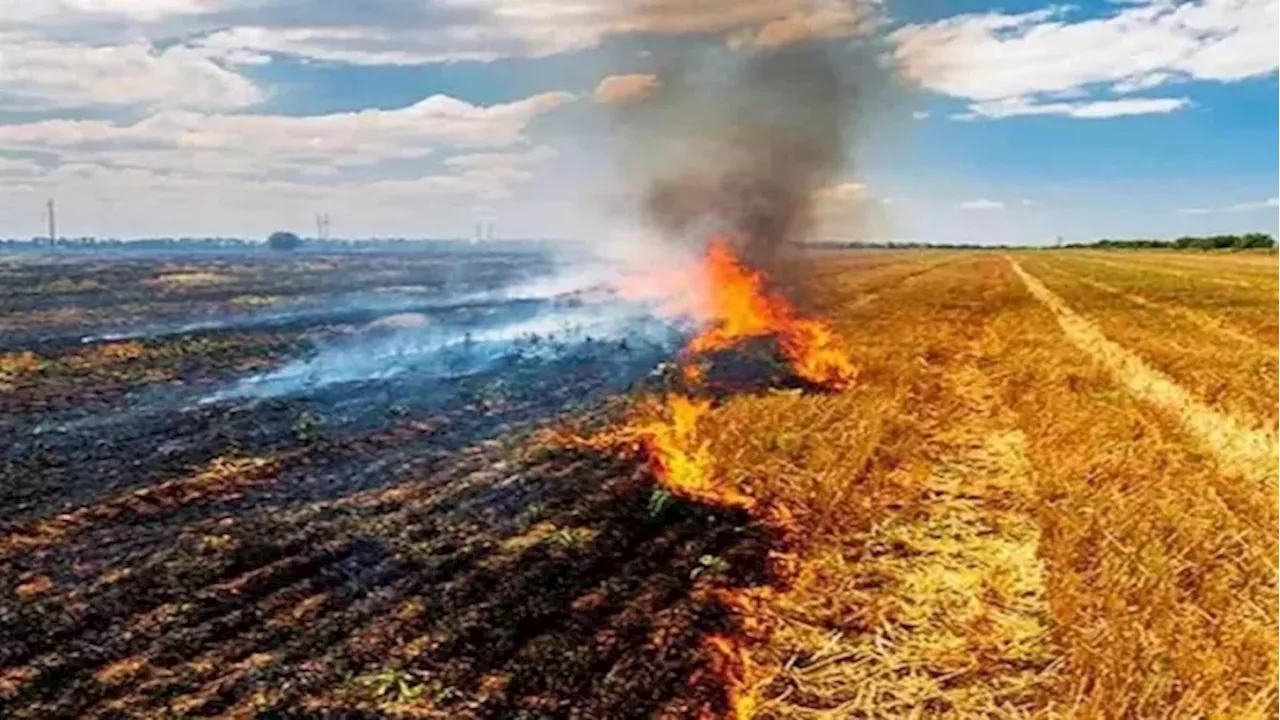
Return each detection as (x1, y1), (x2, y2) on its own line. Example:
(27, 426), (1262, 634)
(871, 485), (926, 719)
(776, 318), (857, 389)
(639, 395), (756, 510)
(681, 362), (707, 385)
(552, 236), (856, 718)
(640, 395), (715, 501)
(685, 240), (781, 353)
(693, 238), (855, 389)
(629, 237), (856, 389)
(554, 395), (754, 511)
(704, 634), (757, 720)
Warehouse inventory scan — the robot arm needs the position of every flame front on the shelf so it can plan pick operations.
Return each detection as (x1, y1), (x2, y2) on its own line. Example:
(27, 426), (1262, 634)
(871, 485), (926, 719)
(645, 395), (756, 509)
(776, 317), (856, 389)
(685, 240), (780, 353)
(553, 238), (857, 718)
(704, 634), (757, 720)
(688, 238), (855, 389)
(558, 395), (753, 511)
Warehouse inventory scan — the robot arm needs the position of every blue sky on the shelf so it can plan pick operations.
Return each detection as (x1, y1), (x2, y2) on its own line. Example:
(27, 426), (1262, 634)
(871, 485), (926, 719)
(0, 0), (1275, 245)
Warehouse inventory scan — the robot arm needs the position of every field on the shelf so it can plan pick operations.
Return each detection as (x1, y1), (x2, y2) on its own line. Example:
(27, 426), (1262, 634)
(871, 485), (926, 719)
(1, 247), (1275, 718)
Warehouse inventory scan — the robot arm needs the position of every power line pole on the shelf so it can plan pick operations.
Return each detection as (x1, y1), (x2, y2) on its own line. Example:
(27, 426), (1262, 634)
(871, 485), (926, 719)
(314, 213), (331, 240)
(46, 198), (56, 244)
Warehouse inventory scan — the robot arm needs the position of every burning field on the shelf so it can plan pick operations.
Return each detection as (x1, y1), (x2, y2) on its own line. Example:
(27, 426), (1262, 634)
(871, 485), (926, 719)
(2, 241), (1277, 719)
(0, 231), (840, 717)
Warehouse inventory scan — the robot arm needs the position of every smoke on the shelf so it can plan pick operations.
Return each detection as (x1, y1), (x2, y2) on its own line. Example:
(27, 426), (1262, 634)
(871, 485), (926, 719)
(78, 261), (623, 345)
(202, 283), (689, 402)
(612, 1), (883, 269)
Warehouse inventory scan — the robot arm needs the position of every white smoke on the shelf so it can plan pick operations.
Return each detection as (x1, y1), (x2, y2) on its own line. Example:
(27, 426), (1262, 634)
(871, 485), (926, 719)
(201, 288), (688, 403)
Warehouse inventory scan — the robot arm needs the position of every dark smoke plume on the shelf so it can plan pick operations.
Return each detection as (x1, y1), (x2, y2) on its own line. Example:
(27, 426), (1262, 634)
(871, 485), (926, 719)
(613, 3), (879, 268)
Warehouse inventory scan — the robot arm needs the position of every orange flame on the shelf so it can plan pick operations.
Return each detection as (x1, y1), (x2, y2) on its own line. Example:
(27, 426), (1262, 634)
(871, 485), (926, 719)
(616, 238), (855, 388)
(704, 634), (757, 720)
(552, 395), (754, 511)
(681, 363), (707, 385)
(553, 236), (856, 719)
(642, 395), (713, 496)
(687, 238), (855, 389)
(637, 395), (755, 510)
(685, 241), (781, 353)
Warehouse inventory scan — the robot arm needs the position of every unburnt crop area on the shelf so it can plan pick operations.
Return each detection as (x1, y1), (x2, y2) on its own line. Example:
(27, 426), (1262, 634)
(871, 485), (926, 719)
(1, 248), (1276, 719)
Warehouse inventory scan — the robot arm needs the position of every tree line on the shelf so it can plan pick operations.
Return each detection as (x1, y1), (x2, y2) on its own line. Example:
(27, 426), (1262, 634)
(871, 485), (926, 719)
(1064, 233), (1276, 250)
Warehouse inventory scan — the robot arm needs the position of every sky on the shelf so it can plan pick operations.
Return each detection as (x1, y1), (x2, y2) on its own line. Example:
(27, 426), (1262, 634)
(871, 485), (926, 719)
(0, 0), (1276, 246)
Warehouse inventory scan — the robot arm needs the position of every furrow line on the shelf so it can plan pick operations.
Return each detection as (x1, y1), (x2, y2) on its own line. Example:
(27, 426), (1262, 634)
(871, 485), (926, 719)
(1073, 254), (1257, 289)
(1009, 257), (1278, 484)
(1043, 263), (1274, 354)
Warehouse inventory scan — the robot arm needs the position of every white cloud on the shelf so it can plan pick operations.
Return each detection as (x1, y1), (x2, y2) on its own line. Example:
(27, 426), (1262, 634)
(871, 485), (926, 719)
(1179, 197), (1279, 213)
(0, 0), (880, 113)
(817, 182), (897, 210)
(1227, 197), (1280, 212)
(1173, 1), (1280, 80)
(2, 0), (211, 25)
(192, 25), (507, 66)
(0, 91), (575, 237)
(443, 145), (559, 170)
(911, 110), (930, 120)
(0, 35), (263, 111)
(894, 6), (1135, 101)
(1112, 72), (1175, 93)
(0, 0), (885, 238)
(891, 0), (1279, 118)
(188, 0), (880, 67)
(0, 92), (574, 177)
(958, 199), (1005, 210)
(815, 182), (873, 226)
(956, 96), (1191, 119)
(818, 181), (868, 201)
(0, 156), (42, 176)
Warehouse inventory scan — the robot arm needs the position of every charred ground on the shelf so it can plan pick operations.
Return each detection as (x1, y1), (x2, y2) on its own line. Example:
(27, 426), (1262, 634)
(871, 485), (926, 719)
(0, 249), (787, 718)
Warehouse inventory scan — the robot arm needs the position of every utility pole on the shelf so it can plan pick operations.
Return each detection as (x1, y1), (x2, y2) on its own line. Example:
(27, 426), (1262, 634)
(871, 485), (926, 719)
(314, 213), (331, 240)
(46, 198), (56, 244)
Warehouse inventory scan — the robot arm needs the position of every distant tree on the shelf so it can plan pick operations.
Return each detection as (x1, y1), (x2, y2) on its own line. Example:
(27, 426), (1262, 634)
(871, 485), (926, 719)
(1082, 237), (1167, 249)
(267, 231), (302, 251)
(1238, 233), (1275, 249)
(1070, 233), (1274, 251)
